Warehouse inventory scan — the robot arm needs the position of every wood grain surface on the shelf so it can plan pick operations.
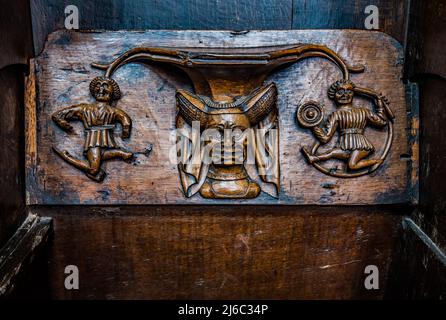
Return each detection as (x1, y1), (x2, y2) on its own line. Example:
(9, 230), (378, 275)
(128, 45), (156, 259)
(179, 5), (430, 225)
(0, 213), (52, 297)
(35, 205), (402, 299)
(0, 66), (27, 247)
(30, 0), (410, 56)
(26, 30), (413, 205)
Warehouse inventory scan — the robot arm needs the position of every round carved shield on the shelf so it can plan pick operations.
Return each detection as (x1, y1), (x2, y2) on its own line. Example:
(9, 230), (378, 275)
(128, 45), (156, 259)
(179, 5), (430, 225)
(296, 101), (324, 128)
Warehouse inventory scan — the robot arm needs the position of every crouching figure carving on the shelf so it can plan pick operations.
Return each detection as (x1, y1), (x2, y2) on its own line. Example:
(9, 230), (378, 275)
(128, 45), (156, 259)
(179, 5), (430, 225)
(52, 76), (135, 182)
(297, 79), (394, 178)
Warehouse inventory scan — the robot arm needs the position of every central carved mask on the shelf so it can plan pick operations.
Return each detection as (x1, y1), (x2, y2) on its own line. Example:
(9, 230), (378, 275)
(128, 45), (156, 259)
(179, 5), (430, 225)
(81, 43), (374, 200)
(176, 83), (280, 199)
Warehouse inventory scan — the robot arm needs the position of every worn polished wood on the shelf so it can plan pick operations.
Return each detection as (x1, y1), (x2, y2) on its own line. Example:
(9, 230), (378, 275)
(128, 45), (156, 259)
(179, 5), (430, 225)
(26, 30), (412, 205)
(35, 205), (402, 299)
(0, 66), (27, 247)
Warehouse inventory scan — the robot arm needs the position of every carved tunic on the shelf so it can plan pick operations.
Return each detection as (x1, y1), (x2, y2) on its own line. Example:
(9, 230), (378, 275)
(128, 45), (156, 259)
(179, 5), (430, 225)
(81, 105), (118, 151)
(313, 107), (387, 151)
(52, 103), (131, 151)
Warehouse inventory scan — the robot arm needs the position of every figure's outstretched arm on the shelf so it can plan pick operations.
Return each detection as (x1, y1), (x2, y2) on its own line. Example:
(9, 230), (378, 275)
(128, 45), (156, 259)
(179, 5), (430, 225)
(354, 86), (395, 120)
(367, 99), (388, 127)
(312, 112), (338, 144)
(51, 104), (83, 132)
(115, 109), (132, 139)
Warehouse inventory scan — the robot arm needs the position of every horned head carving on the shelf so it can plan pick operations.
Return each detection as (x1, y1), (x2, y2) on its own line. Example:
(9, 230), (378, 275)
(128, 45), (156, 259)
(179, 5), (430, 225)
(176, 83), (278, 127)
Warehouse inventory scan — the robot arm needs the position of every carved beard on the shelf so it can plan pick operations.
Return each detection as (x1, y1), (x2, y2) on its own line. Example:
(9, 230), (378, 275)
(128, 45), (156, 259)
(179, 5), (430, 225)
(176, 83), (280, 199)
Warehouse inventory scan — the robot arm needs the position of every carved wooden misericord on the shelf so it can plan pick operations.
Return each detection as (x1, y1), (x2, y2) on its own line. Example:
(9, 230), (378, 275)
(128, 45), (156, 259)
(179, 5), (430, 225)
(77, 43), (384, 198)
(27, 30), (411, 205)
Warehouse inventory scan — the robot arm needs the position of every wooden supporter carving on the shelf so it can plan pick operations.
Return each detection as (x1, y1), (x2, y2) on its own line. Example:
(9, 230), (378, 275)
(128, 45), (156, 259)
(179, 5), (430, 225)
(51, 76), (146, 182)
(26, 30), (413, 205)
(297, 80), (394, 178)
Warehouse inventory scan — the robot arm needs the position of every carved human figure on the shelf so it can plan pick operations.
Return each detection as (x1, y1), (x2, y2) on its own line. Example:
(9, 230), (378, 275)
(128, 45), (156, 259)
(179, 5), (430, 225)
(302, 79), (391, 171)
(52, 76), (133, 182)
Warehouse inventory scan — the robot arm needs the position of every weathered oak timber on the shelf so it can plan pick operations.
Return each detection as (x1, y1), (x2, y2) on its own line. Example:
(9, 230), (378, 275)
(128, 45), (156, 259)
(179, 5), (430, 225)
(0, 213), (52, 297)
(26, 30), (413, 205)
(34, 205), (402, 299)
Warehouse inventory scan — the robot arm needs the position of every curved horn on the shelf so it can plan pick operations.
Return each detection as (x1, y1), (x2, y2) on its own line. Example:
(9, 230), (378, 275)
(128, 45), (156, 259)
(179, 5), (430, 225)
(176, 89), (209, 126)
(244, 83), (278, 125)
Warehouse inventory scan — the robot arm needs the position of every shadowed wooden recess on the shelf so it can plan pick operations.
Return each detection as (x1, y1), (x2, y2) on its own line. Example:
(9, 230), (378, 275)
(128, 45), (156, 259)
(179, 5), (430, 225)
(33, 205), (403, 299)
(26, 30), (414, 205)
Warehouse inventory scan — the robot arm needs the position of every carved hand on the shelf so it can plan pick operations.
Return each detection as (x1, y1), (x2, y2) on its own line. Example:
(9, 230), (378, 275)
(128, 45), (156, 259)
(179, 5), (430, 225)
(122, 125), (131, 139)
(375, 93), (394, 120)
(51, 115), (74, 133)
(376, 93), (389, 106)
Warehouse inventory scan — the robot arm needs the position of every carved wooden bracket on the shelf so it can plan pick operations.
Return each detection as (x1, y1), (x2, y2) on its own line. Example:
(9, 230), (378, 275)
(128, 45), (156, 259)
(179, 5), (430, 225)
(56, 44), (391, 197)
(28, 30), (411, 205)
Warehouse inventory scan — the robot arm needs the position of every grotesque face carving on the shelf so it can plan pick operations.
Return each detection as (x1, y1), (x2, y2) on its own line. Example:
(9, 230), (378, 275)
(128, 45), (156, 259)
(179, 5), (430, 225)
(176, 83), (277, 167)
(204, 113), (251, 166)
(176, 83), (279, 199)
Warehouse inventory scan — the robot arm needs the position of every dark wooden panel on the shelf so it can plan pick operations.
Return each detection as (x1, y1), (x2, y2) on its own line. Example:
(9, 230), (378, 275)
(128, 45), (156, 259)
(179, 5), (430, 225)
(0, 0), (34, 248)
(26, 30), (411, 205)
(386, 0), (446, 299)
(0, 66), (27, 247)
(417, 77), (446, 252)
(0, 214), (52, 297)
(0, 0), (34, 69)
(31, 0), (293, 56)
(292, 0), (409, 43)
(407, 0), (446, 249)
(33, 205), (402, 299)
(385, 218), (446, 299)
(405, 0), (446, 79)
(30, 1), (411, 57)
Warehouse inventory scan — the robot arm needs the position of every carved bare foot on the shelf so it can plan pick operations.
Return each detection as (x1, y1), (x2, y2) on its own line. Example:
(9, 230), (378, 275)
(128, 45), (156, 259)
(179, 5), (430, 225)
(121, 151), (135, 164)
(53, 147), (73, 160)
(86, 169), (106, 182)
(301, 147), (317, 164)
(122, 151), (133, 160)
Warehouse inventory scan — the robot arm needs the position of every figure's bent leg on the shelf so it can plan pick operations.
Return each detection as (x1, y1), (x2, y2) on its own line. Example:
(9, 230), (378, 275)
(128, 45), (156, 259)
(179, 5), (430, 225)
(86, 147), (102, 175)
(53, 146), (105, 182)
(101, 149), (133, 160)
(302, 147), (350, 164)
(348, 150), (383, 170)
(53, 147), (91, 171)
